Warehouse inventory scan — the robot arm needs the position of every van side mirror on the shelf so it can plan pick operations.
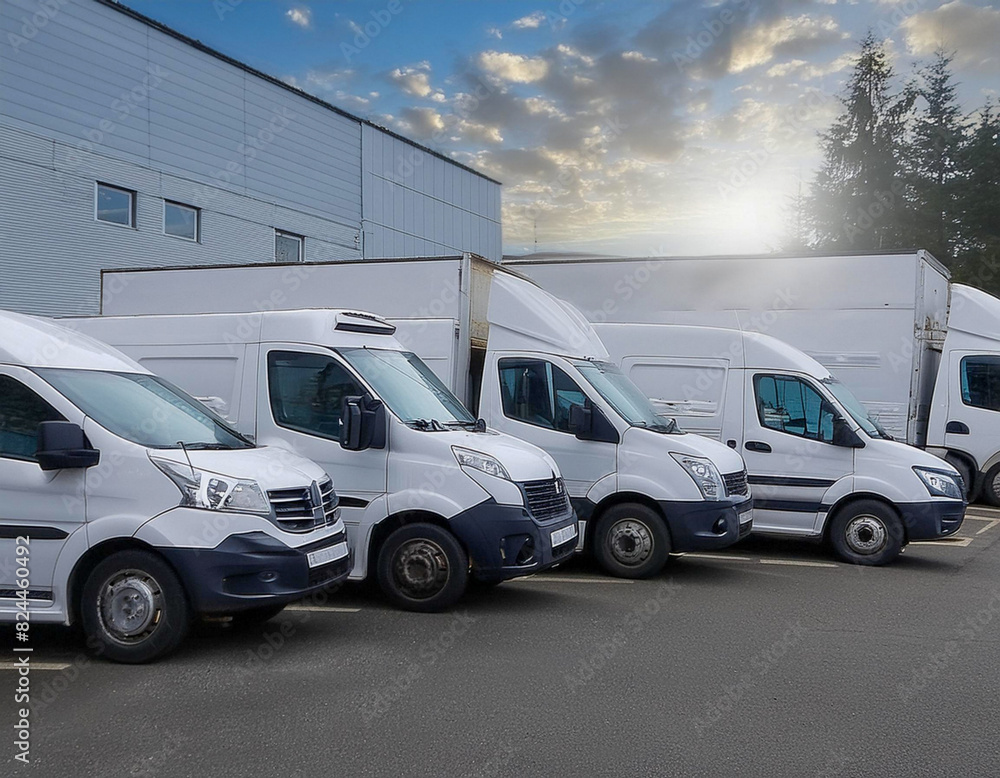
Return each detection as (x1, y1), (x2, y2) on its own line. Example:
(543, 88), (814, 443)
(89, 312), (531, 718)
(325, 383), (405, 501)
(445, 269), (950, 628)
(832, 416), (864, 448)
(340, 394), (386, 451)
(36, 421), (100, 471)
(568, 402), (620, 444)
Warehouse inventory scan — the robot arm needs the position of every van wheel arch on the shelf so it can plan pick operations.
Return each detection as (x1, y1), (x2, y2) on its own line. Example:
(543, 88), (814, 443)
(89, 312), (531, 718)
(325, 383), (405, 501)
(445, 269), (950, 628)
(67, 539), (186, 625)
(587, 493), (671, 551)
(366, 511), (459, 579)
(823, 494), (907, 545)
(944, 450), (979, 502)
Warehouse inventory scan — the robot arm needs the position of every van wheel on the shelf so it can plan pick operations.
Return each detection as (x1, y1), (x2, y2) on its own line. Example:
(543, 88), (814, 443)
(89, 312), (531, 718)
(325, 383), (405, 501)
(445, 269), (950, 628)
(829, 500), (904, 566)
(981, 464), (1000, 506)
(377, 523), (468, 613)
(81, 550), (190, 664)
(593, 504), (670, 579)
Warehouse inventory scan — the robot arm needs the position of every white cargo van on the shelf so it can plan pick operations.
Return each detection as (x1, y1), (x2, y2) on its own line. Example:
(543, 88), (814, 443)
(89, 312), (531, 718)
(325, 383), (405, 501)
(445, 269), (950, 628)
(91, 255), (753, 579)
(71, 309), (579, 608)
(0, 311), (350, 663)
(507, 251), (1000, 504)
(592, 323), (966, 565)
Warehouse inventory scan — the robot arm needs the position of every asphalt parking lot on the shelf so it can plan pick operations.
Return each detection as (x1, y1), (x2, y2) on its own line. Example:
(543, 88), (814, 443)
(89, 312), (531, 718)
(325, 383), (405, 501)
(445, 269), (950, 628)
(5, 508), (1000, 778)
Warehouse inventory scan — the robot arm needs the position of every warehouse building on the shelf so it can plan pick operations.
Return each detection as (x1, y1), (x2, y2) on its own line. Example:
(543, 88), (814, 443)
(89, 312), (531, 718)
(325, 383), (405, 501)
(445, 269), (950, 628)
(0, 0), (501, 315)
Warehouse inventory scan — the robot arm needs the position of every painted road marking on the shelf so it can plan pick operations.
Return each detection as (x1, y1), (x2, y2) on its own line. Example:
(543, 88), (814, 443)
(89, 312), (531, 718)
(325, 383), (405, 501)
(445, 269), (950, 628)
(976, 520), (1000, 535)
(910, 537), (974, 548)
(509, 575), (634, 585)
(962, 515), (1000, 535)
(760, 559), (838, 568)
(677, 552), (755, 562)
(0, 661), (72, 671)
(285, 605), (362, 613)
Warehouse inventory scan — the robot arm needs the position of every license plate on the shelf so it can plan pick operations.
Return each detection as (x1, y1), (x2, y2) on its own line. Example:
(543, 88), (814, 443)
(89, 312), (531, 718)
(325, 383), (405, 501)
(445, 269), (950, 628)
(307, 541), (349, 569)
(551, 524), (578, 547)
(739, 510), (753, 526)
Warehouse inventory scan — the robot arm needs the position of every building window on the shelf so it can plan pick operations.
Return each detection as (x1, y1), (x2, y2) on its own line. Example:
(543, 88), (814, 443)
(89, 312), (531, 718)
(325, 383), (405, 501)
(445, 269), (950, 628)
(275, 230), (304, 263)
(95, 183), (135, 227)
(163, 201), (199, 242)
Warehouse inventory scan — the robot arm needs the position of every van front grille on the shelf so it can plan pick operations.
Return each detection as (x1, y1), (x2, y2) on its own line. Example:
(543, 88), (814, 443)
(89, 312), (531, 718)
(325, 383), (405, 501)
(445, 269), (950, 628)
(723, 471), (750, 497)
(268, 478), (340, 532)
(521, 478), (571, 520)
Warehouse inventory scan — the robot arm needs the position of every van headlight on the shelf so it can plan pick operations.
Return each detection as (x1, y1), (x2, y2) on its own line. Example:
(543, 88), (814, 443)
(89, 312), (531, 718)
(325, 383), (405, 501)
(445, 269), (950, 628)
(453, 446), (511, 481)
(151, 456), (271, 514)
(913, 467), (963, 500)
(670, 453), (726, 500)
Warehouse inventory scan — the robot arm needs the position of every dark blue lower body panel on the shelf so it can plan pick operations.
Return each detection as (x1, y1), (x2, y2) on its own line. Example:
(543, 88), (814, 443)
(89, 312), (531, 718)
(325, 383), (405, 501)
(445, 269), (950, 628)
(657, 497), (754, 551)
(159, 530), (351, 614)
(897, 500), (965, 540)
(449, 499), (578, 583)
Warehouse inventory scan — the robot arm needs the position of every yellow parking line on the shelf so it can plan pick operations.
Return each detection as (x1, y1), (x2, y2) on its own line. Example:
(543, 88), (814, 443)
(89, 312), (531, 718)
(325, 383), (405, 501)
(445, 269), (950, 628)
(910, 537), (974, 548)
(974, 519), (1000, 535)
(0, 662), (71, 671)
(678, 552), (755, 562)
(285, 605), (361, 613)
(509, 575), (634, 585)
(760, 559), (838, 568)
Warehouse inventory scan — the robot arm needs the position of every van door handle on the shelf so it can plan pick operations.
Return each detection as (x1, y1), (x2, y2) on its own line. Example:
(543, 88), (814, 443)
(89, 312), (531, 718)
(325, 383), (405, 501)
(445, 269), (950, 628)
(946, 421), (970, 435)
(745, 441), (772, 453)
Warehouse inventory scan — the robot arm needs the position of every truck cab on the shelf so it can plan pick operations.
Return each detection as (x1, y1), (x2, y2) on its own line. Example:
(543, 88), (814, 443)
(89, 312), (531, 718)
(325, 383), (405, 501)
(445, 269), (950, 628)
(478, 274), (753, 577)
(0, 311), (350, 663)
(70, 309), (578, 611)
(594, 322), (966, 565)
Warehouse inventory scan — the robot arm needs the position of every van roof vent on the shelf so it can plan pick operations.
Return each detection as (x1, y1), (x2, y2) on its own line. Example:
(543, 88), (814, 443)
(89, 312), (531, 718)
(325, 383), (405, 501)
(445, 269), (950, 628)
(334, 311), (396, 335)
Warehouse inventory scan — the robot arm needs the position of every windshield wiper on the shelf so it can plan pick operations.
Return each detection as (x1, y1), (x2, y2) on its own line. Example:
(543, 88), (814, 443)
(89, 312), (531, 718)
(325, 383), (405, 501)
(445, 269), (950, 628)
(407, 418), (448, 431)
(180, 442), (237, 450)
(442, 419), (487, 431)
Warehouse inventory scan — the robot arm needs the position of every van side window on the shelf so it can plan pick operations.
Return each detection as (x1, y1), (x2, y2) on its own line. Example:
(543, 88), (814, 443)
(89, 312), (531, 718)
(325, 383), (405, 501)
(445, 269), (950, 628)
(267, 351), (364, 440)
(498, 358), (588, 432)
(0, 376), (65, 461)
(960, 356), (1000, 411)
(753, 374), (834, 443)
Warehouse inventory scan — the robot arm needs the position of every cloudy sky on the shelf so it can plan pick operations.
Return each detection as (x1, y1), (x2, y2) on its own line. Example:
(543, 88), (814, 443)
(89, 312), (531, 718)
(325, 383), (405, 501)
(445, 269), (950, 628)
(127, 0), (1000, 256)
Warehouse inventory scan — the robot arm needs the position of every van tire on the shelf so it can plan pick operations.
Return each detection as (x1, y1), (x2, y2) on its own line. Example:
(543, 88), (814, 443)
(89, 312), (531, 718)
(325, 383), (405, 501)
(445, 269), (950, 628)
(81, 550), (190, 664)
(828, 500), (904, 566)
(981, 464), (1000, 506)
(377, 523), (468, 612)
(945, 454), (977, 503)
(593, 503), (671, 579)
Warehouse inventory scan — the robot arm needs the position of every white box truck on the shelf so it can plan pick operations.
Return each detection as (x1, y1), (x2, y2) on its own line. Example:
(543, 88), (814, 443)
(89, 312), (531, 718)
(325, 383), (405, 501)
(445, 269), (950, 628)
(70, 309), (579, 610)
(90, 255), (752, 580)
(0, 311), (350, 662)
(594, 323), (966, 564)
(508, 251), (1000, 504)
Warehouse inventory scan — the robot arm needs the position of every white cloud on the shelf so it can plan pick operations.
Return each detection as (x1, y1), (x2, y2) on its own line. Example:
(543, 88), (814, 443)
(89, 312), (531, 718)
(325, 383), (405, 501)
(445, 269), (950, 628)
(390, 62), (433, 97)
(286, 7), (311, 29)
(478, 51), (550, 83)
(903, 1), (1000, 70)
(512, 11), (546, 30)
(622, 51), (658, 64)
(730, 15), (845, 73)
(486, 25), (503, 40)
(765, 52), (853, 80)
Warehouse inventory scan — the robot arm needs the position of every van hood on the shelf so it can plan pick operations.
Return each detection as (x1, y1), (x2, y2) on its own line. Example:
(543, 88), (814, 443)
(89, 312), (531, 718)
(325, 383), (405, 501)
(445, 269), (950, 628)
(866, 437), (961, 476)
(437, 428), (561, 482)
(624, 427), (747, 475)
(150, 446), (331, 492)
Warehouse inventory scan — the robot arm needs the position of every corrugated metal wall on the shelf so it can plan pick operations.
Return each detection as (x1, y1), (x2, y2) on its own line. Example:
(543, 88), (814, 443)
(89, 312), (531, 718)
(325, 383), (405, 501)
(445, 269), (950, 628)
(0, 0), (500, 316)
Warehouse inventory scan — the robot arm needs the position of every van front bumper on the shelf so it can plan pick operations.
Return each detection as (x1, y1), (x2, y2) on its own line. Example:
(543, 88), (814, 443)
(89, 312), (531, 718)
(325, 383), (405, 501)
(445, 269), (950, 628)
(159, 530), (352, 614)
(898, 500), (965, 541)
(658, 496), (754, 551)
(448, 498), (578, 584)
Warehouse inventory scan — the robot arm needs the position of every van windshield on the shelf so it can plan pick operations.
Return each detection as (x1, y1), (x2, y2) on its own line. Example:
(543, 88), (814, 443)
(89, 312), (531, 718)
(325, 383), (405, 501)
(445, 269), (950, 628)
(339, 348), (477, 428)
(35, 369), (253, 449)
(821, 377), (891, 440)
(574, 360), (680, 434)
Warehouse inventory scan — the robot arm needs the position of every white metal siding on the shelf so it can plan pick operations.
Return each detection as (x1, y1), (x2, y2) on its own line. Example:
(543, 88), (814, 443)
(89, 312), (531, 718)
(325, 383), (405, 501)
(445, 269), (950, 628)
(0, 0), (499, 316)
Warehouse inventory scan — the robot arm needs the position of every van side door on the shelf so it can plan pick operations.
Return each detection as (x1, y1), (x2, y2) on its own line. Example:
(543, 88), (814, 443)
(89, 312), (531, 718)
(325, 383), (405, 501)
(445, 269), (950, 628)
(0, 369), (87, 601)
(258, 348), (389, 562)
(743, 373), (854, 536)
(946, 352), (1000, 472)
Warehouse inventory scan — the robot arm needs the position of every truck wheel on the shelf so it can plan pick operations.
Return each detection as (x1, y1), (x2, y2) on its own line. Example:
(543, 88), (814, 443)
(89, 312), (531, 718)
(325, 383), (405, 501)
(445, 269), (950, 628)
(81, 550), (190, 664)
(982, 464), (1000, 507)
(593, 504), (670, 579)
(377, 523), (468, 612)
(945, 454), (977, 503)
(829, 500), (904, 566)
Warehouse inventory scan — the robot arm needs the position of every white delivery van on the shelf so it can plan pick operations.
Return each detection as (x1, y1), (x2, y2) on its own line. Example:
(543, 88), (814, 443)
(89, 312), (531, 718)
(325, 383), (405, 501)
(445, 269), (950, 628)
(71, 309), (579, 608)
(592, 323), (966, 565)
(92, 255), (752, 580)
(0, 311), (350, 663)
(507, 251), (1000, 504)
